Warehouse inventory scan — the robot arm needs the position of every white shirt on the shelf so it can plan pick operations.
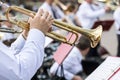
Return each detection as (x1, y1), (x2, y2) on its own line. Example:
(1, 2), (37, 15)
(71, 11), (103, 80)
(40, 2), (65, 19)
(113, 7), (120, 34)
(65, 13), (75, 25)
(50, 47), (83, 80)
(76, 1), (105, 29)
(0, 29), (45, 80)
(10, 34), (26, 55)
(40, 2), (65, 30)
(0, 25), (15, 41)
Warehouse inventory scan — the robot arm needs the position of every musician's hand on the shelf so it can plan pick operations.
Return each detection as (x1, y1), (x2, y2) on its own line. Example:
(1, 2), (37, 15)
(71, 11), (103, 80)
(29, 9), (53, 34)
(72, 75), (83, 80)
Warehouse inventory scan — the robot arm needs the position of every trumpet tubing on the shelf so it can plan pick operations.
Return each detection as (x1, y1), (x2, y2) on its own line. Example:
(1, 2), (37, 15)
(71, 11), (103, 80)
(53, 20), (102, 48)
(54, 0), (67, 10)
(0, 4), (103, 48)
(0, 27), (21, 33)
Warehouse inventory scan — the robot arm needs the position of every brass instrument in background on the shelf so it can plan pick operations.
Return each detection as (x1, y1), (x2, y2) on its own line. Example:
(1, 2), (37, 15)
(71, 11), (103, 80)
(0, 1), (103, 48)
(0, 27), (21, 33)
(98, 0), (119, 10)
(0, 15), (22, 33)
(78, 0), (119, 10)
(78, 0), (84, 3)
(54, 0), (67, 10)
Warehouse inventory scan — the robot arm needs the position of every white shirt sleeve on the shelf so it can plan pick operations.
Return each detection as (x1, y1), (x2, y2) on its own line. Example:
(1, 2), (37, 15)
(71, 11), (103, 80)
(10, 34), (26, 55)
(16, 29), (45, 80)
(113, 7), (120, 30)
(63, 56), (79, 80)
(0, 29), (45, 80)
(83, 6), (105, 19)
(63, 69), (74, 80)
(76, 2), (106, 29)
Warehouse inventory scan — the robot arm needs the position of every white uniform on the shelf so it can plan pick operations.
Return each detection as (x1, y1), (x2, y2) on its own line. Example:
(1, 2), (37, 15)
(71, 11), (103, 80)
(76, 1), (106, 29)
(40, 2), (65, 19)
(40, 2), (66, 33)
(113, 7), (120, 34)
(50, 47), (83, 80)
(113, 7), (120, 56)
(65, 13), (75, 25)
(0, 29), (45, 80)
(0, 25), (15, 41)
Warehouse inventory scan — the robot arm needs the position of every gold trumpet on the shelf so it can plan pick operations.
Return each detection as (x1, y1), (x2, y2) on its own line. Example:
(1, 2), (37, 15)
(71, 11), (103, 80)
(0, 2), (103, 48)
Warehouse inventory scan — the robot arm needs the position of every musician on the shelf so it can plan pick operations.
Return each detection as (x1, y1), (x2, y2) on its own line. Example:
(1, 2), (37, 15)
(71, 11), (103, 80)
(0, 14), (15, 41)
(75, 0), (111, 59)
(0, 9), (53, 80)
(0, 20), (15, 42)
(64, 3), (81, 26)
(50, 36), (90, 80)
(40, 0), (68, 36)
(113, 0), (120, 56)
(40, 0), (65, 19)
(76, 0), (110, 29)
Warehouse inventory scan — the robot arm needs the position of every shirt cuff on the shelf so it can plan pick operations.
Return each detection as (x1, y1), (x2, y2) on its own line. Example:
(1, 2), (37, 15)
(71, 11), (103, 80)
(26, 29), (45, 47)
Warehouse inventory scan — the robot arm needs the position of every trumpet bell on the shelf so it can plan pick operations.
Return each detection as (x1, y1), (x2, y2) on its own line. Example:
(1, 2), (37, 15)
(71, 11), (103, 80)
(89, 25), (102, 48)
(53, 20), (103, 48)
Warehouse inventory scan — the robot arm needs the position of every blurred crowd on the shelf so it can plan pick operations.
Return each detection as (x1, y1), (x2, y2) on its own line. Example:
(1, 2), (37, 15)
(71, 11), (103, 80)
(0, 0), (120, 80)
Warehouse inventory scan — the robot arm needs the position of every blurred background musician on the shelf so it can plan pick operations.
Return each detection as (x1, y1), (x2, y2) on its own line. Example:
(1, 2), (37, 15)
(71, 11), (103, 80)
(1, 21), (14, 41)
(113, 0), (120, 57)
(64, 3), (81, 26)
(0, 21), (16, 46)
(40, 0), (65, 19)
(0, 13), (16, 46)
(76, 0), (110, 29)
(50, 36), (90, 80)
(39, 0), (68, 36)
(64, 3), (77, 25)
(55, 0), (81, 26)
(76, 0), (110, 58)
